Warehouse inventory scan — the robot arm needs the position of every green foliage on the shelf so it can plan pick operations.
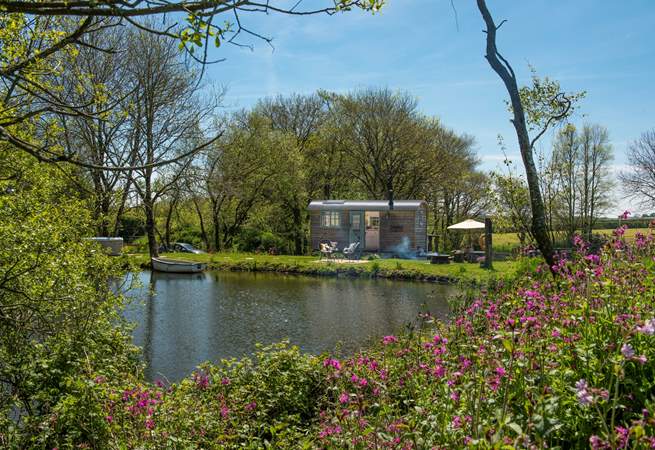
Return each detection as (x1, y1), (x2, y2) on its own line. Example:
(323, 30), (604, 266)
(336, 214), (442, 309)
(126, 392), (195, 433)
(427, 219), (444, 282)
(116, 210), (146, 243)
(236, 227), (288, 253)
(0, 149), (141, 447)
(515, 68), (586, 137)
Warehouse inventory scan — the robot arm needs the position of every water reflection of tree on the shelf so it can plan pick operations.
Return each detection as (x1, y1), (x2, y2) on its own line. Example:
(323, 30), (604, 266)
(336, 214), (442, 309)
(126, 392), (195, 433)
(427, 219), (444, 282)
(143, 272), (157, 381)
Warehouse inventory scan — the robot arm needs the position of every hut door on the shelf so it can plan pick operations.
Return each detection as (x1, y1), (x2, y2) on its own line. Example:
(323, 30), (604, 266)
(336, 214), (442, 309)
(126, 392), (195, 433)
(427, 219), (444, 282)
(349, 211), (365, 246)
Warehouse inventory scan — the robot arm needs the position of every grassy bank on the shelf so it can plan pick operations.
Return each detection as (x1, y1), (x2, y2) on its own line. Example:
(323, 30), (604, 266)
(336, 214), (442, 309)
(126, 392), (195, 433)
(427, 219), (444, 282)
(128, 251), (527, 284)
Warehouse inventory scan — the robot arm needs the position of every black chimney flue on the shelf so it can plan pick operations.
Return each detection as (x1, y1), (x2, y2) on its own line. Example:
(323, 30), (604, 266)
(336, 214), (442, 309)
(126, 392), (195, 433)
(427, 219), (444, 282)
(388, 189), (394, 210)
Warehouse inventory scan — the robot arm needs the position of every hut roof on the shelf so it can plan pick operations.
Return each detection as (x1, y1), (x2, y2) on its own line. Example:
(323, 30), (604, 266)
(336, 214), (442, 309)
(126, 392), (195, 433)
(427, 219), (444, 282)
(308, 200), (425, 211)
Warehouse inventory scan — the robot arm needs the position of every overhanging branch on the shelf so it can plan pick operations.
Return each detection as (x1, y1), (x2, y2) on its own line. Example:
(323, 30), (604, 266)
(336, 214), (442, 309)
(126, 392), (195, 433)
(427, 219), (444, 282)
(0, 125), (223, 172)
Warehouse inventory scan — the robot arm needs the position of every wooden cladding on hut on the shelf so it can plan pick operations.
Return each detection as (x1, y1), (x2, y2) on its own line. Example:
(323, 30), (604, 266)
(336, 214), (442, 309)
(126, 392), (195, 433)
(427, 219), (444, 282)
(308, 200), (427, 255)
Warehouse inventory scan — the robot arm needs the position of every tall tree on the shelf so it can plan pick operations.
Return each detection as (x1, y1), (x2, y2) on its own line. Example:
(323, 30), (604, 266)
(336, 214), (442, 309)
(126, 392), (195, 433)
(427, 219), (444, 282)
(577, 124), (614, 238)
(491, 171), (534, 247)
(255, 94), (326, 254)
(125, 28), (217, 258)
(54, 26), (136, 236)
(423, 130), (486, 251)
(476, 1), (583, 270)
(203, 112), (286, 251)
(328, 88), (446, 200)
(551, 124), (580, 240)
(620, 130), (655, 209)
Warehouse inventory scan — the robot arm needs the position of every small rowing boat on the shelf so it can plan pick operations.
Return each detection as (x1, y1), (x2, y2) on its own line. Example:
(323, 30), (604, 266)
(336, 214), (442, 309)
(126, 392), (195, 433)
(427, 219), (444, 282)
(151, 257), (207, 273)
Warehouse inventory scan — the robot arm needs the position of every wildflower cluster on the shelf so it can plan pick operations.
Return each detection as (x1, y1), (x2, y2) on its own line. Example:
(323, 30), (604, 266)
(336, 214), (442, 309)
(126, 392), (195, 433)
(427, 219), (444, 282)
(31, 224), (655, 448)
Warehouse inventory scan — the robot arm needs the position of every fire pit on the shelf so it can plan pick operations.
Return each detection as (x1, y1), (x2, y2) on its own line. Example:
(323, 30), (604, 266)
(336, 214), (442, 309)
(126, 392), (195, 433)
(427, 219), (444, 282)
(425, 252), (451, 264)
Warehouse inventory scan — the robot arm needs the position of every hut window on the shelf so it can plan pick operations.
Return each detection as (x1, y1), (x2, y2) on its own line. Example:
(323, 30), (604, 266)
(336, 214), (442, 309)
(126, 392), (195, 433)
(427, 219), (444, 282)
(320, 211), (341, 227)
(416, 209), (426, 228)
(351, 214), (360, 230)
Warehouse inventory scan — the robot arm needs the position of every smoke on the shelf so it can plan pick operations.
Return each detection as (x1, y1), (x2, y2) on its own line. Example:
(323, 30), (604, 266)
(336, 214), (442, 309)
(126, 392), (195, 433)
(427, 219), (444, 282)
(390, 236), (416, 259)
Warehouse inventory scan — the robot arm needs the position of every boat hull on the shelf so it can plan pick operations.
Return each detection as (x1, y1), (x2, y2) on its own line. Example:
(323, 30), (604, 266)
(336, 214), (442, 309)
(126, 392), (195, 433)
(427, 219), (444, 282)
(151, 257), (207, 273)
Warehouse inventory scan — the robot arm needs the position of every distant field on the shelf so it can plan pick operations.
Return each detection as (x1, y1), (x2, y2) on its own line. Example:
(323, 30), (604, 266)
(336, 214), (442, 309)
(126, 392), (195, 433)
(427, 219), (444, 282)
(494, 227), (652, 251)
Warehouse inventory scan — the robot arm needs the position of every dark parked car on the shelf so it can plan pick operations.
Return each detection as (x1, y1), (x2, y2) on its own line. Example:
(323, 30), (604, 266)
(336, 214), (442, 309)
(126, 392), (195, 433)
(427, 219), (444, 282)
(172, 242), (206, 254)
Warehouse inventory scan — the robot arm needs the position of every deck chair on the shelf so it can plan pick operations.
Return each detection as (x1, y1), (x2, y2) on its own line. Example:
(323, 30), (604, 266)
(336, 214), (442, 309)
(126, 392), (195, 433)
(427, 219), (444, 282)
(343, 242), (360, 260)
(319, 243), (332, 260)
(319, 241), (336, 260)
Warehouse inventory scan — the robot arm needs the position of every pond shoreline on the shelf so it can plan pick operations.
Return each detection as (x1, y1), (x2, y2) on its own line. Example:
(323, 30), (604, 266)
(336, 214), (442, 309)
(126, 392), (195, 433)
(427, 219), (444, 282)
(127, 253), (524, 285)
(146, 260), (459, 284)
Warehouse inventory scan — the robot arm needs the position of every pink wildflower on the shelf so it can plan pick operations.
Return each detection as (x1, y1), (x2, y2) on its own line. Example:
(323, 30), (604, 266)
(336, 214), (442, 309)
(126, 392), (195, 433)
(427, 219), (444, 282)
(614, 225), (627, 238)
(585, 254), (600, 264)
(637, 319), (655, 335)
(575, 379), (594, 406)
(245, 401), (257, 411)
(621, 343), (635, 358)
(615, 426), (629, 448)
(323, 358), (341, 370)
(193, 371), (209, 390)
(339, 392), (349, 404)
(589, 435), (609, 449)
(382, 335), (398, 345)
(220, 405), (230, 418)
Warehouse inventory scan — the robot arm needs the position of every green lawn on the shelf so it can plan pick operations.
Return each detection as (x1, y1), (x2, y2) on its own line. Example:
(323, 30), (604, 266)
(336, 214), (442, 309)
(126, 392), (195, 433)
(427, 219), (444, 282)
(128, 251), (527, 284)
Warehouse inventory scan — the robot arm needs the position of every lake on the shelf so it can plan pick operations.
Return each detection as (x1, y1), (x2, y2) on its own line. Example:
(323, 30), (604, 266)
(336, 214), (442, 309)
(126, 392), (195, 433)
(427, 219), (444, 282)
(123, 271), (456, 382)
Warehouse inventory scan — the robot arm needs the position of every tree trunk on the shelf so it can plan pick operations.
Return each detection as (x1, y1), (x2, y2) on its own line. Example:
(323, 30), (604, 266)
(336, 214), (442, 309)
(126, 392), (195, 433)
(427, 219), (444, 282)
(112, 176), (132, 237)
(164, 196), (178, 249)
(483, 217), (493, 270)
(144, 198), (159, 258)
(477, 0), (555, 270)
(211, 209), (221, 252)
(292, 206), (303, 255)
(192, 197), (210, 251)
(99, 194), (111, 237)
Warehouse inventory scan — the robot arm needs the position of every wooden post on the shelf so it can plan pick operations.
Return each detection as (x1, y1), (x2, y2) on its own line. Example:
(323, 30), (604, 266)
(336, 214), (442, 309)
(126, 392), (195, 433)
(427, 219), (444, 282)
(484, 217), (493, 269)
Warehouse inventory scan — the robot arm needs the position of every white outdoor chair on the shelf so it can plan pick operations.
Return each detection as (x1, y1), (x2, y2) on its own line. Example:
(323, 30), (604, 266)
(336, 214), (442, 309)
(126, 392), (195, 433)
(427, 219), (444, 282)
(343, 242), (360, 260)
(319, 242), (333, 260)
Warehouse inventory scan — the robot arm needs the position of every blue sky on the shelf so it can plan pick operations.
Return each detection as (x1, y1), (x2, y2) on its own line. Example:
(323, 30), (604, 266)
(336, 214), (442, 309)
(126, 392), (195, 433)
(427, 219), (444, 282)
(203, 0), (655, 214)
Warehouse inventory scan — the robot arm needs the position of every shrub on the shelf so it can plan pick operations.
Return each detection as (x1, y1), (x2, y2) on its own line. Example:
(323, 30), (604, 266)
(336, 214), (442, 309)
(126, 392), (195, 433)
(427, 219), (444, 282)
(115, 211), (146, 243)
(0, 152), (141, 448)
(235, 228), (288, 253)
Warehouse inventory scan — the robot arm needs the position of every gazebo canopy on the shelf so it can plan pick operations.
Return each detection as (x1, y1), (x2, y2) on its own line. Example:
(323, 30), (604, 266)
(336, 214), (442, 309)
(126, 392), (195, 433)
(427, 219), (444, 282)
(447, 219), (485, 230)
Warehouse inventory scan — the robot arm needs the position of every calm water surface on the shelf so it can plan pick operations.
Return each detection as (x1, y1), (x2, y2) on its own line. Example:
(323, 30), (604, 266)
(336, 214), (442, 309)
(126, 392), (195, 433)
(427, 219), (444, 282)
(123, 271), (455, 381)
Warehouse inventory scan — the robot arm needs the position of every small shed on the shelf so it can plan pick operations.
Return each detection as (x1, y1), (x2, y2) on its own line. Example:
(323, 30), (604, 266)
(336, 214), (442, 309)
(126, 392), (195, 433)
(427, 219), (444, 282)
(86, 237), (124, 256)
(308, 200), (427, 256)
